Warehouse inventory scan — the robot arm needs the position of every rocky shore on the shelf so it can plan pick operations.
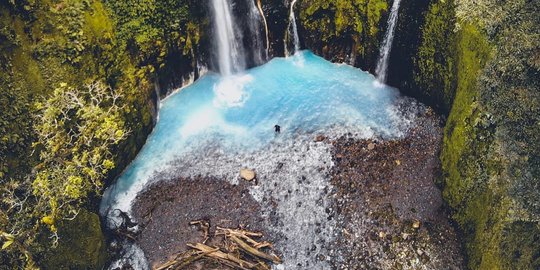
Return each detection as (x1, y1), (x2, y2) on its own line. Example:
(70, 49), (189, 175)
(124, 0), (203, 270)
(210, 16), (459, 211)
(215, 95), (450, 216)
(132, 177), (270, 268)
(329, 108), (464, 269)
(130, 106), (464, 269)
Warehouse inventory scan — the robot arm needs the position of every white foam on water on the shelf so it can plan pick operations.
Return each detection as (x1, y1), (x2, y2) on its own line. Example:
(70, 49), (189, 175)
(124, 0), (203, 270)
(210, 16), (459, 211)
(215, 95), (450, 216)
(213, 74), (254, 108)
(107, 241), (149, 270)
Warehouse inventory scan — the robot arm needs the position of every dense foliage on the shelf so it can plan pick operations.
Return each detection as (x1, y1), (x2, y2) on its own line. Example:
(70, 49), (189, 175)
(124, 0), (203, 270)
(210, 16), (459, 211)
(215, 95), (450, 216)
(1, 81), (127, 268)
(33, 81), (129, 228)
(0, 0), (205, 268)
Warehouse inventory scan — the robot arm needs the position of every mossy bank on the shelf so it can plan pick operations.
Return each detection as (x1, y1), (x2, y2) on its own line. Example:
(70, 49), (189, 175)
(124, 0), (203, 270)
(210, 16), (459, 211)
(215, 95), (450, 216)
(405, 0), (539, 268)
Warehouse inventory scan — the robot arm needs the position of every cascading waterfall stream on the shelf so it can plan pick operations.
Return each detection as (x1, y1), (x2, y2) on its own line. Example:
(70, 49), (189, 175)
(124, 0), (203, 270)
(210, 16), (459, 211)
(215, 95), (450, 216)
(247, 0), (268, 64)
(285, 0), (300, 56)
(256, 0), (270, 53)
(211, 0), (245, 75)
(375, 0), (403, 83)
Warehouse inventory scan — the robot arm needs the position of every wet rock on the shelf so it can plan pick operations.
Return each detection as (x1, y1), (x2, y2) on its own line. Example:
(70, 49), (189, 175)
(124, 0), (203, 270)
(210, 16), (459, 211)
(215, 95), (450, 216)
(315, 135), (327, 142)
(329, 106), (465, 269)
(240, 168), (256, 181)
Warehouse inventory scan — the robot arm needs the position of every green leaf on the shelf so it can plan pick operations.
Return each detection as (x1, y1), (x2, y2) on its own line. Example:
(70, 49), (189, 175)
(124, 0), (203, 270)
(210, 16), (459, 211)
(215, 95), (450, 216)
(2, 239), (14, 250)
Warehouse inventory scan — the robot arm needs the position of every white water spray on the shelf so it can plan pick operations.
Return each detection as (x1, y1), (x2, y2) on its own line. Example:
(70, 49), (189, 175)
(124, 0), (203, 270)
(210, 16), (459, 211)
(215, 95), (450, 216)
(375, 0), (402, 83)
(285, 0), (300, 56)
(211, 0), (245, 75)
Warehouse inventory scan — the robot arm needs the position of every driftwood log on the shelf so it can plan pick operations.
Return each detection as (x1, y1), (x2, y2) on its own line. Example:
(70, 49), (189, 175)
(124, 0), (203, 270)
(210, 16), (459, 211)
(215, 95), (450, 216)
(153, 223), (281, 270)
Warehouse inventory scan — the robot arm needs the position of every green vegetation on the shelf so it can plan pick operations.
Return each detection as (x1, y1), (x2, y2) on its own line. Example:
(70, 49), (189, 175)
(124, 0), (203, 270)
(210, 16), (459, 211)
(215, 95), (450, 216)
(415, 0), (540, 268)
(298, 0), (388, 64)
(40, 209), (107, 269)
(33, 81), (129, 227)
(1, 0), (538, 269)
(414, 0), (457, 112)
(0, 0), (205, 268)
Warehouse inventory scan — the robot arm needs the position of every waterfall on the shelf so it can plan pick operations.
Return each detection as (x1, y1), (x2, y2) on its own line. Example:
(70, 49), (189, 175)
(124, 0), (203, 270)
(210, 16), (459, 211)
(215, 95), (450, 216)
(256, 0), (270, 56)
(211, 0), (245, 75)
(247, 0), (268, 64)
(285, 0), (300, 56)
(375, 0), (402, 83)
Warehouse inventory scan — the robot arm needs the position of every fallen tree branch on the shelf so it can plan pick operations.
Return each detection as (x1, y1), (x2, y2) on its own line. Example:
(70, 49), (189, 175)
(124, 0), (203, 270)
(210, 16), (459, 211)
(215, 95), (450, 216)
(229, 236), (281, 264)
(152, 224), (281, 270)
(188, 243), (254, 269)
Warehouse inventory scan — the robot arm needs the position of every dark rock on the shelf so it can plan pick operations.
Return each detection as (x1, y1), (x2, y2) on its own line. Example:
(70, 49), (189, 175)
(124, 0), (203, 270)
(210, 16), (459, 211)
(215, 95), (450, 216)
(40, 210), (108, 270)
(315, 135), (326, 142)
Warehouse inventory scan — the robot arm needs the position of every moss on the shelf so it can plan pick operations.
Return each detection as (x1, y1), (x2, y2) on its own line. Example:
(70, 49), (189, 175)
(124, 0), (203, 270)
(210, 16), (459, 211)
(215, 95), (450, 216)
(366, 0), (387, 36)
(414, 0), (457, 112)
(0, 9), (41, 179)
(441, 22), (492, 209)
(300, 0), (388, 40)
(499, 222), (540, 269)
(438, 22), (503, 269)
(432, 4), (540, 268)
(299, 0), (388, 66)
(40, 210), (108, 270)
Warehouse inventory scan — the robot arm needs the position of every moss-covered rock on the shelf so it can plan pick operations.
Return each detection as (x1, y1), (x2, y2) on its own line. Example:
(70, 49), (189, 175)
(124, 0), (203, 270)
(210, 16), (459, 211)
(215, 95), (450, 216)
(411, 0), (540, 269)
(388, 0), (445, 111)
(298, 0), (389, 69)
(40, 210), (108, 270)
(0, 1), (207, 267)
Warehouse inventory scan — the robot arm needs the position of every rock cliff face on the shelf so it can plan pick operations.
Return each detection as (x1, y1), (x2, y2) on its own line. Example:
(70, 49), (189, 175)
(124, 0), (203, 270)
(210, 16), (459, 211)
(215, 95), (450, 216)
(412, 1), (539, 268)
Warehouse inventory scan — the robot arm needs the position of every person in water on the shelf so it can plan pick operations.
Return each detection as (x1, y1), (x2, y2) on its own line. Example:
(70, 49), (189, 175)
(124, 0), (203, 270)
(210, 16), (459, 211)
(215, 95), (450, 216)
(274, 125), (281, 133)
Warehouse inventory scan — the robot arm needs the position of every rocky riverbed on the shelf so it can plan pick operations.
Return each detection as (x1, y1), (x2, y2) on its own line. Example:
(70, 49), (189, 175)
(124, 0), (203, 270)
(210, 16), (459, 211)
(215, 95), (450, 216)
(126, 105), (464, 269)
(329, 109), (464, 269)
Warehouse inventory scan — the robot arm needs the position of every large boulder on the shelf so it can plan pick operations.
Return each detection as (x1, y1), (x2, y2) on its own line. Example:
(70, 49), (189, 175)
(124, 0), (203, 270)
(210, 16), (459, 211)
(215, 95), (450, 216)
(40, 209), (108, 270)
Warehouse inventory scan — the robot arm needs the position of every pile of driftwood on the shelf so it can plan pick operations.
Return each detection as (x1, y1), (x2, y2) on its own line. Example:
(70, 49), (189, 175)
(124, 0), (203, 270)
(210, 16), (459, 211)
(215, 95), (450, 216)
(154, 221), (281, 270)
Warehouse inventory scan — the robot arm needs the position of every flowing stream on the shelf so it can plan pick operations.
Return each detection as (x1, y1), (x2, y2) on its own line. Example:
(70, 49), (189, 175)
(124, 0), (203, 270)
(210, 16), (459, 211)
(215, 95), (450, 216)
(210, 0), (245, 75)
(247, 0), (268, 64)
(375, 0), (403, 83)
(285, 0), (300, 56)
